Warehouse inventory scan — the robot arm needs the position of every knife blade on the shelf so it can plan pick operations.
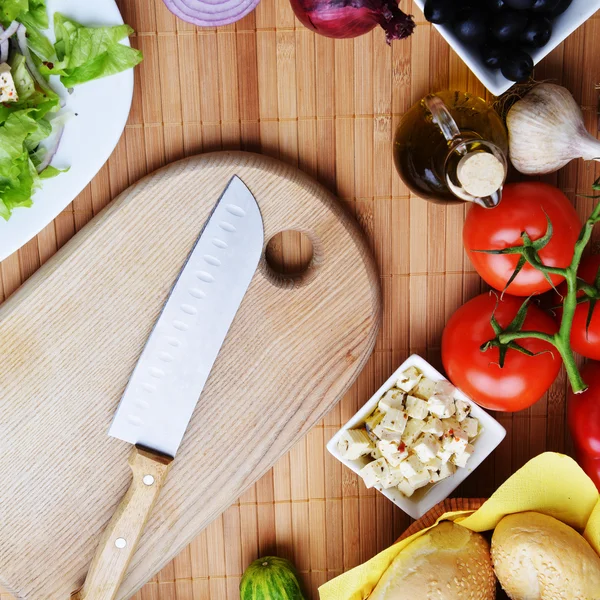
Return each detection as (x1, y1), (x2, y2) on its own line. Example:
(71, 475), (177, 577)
(71, 176), (263, 600)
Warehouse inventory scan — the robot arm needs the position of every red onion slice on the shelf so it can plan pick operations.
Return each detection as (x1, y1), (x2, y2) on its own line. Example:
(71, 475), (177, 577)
(162, 0), (261, 26)
(36, 122), (65, 173)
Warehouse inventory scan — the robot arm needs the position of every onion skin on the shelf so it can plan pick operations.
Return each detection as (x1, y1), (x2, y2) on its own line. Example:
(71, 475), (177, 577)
(290, 0), (415, 43)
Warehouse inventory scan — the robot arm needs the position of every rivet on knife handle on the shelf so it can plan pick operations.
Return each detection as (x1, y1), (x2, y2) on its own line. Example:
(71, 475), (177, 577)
(71, 447), (172, 600)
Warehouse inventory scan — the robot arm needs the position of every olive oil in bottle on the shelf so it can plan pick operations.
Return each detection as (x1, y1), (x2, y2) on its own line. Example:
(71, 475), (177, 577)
(394, 91), (509, 207)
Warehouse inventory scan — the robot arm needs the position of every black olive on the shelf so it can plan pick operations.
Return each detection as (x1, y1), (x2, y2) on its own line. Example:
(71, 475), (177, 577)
(503, 0), (535, 7)
(424, 0), (456, 25)
(453, 10), (488, 45)
(484, 0), (507, 10)
(501, 49), (534, 81)
(481, 44), (503, 69)
(490, 10), (529, 43)
(521, 16), (553, 47)
(547, 0), (572, 17)
(530, 0), (561, 12)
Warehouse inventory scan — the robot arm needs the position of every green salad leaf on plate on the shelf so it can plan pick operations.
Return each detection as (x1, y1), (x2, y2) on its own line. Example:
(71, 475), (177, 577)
(0, 0), (142, 220)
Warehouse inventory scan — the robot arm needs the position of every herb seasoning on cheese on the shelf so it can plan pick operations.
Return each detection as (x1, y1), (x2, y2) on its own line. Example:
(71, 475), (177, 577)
(337, 366), (481, 497)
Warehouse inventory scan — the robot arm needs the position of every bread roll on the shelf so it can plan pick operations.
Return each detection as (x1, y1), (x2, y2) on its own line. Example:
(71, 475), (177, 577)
(370, 521), (496, 599)
(491, 511), (600, 600)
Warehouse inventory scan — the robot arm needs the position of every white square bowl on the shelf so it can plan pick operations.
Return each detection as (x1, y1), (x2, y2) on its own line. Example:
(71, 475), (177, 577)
(326, 354), (506, 519)
(413, 0), (600, 96)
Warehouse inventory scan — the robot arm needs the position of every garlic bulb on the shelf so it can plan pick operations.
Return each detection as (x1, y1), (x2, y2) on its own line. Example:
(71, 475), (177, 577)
(507, 83), (600, 175)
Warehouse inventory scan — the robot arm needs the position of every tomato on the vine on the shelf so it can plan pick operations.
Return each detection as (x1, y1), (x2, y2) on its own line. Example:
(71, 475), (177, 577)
(568, 362), (600, 490)
(442, 293), (561, 412)
(463, 183), (581, 296)
(554, 255), (600, 360)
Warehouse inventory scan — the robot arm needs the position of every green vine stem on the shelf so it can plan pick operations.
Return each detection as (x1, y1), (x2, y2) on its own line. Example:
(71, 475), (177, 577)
(477, 179), (600, 395)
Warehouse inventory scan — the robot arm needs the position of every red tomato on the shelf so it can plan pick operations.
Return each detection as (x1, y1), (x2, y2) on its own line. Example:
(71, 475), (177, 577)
(442, 293), (561, 411)
(555, 255), (600, 360)
(463, 183), (581, 296)
(568, 362), (600, 490)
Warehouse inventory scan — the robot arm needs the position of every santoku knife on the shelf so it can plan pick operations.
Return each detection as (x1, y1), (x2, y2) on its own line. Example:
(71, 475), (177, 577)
(71, 176), (264, 600)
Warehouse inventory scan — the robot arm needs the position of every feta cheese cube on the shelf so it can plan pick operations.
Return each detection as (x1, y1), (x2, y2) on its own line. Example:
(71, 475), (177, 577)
(365, 410), (384, 434)
(380, 408), (409, 434)
(377, 440), (408, 467)
(408, 469), (430, 490)
(437, 461), (457, 481)
(0, 64), (18, 103)
(359, 458), (389, 489)
(428, 394), (456, 419)
(373, 425), (402, 443)
(434, 380), (456, 398)
(413, 377), (437, 400)
(462, 417), (479, 439)
(405, 395), (429, 420)
(396, 366), (422, 392)
(455, 399), (471, 422)
(453, 443), (475, 468)
(370, 446), (382, 460)
(437, 448), (453, 464)
(401, 418), (425, 445)
(441, 416), (461, 433)
(397, 478), (415, 497)
(445, 427), (469, 455)
(413, 433), (442, 462)
(399, 454), (425, 479)
(425, 456), (442, 472)
(378, 389), (405, 413)
(337, 428), (374, 460)
(422, 416), (444, 437)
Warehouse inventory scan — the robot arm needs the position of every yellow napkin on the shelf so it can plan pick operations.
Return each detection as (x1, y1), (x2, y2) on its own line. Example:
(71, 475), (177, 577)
(319, 453), (600, 600)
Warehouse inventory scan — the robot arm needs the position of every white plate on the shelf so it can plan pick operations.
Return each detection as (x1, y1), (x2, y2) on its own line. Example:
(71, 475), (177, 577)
(414, 0), (600, 96)
(327, 354), (506, 519)
(0, 0), (134, 262)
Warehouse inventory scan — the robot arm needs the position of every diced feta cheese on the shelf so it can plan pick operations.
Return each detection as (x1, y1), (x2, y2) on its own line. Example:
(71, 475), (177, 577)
(365, 410), (384, 434)
(422, 416), (444, 437)
(425, 456), (442, 472)
(434, 380), (456, 398)
(377, 439), (408, 466)
(445, 427), (469, 455)
(401, 418), (425, 445)
(453, 443), (475, 468)
(455, 399), (471, 422)
(378, 389), (405, 413)
(370, 446), (382, 460)
(437, 461), (456, 481)
(413, 433), (442, 463)
(428, 394), (456, 418)
(399, 454), (425, 479)
(359, 458), (389, 489)
(408, 469), (430, 490)
(396, 366), (422, 392)
(373, 425), (402, 443)
(397, 478), (415, 497)
(413, 377), (437, 400)
(405, 395), (429, 420)
(337, 428), (374, 460)
(437, 448), (454, 464)
(0, 64), (18, 103)
(462, 416), (479, 439)
(441, 416), (461, 434)
(380, 408), (409, 433)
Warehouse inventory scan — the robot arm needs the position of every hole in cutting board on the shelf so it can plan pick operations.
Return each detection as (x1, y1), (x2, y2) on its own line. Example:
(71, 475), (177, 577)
(265, 231), (314, 278)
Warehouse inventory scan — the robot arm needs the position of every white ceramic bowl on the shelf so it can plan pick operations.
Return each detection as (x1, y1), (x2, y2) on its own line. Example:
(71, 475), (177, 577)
(327, 354), (506, 519)
(413, 0), (600, 96)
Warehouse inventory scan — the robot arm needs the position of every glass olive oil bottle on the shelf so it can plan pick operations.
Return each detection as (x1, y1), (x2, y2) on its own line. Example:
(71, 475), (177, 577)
(394, 91), (509, 207)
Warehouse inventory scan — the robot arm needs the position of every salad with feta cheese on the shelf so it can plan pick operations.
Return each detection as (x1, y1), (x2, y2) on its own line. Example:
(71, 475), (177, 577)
(0, 0), (142, 220)
(337, 366), (481, 498)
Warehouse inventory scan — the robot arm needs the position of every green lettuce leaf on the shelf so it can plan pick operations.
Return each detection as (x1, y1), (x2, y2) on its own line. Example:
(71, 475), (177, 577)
(40, 13), (142, 87)
(26, 0), (47, 28)
(17, 12), (55, 61)
(0, 0), (28, 27)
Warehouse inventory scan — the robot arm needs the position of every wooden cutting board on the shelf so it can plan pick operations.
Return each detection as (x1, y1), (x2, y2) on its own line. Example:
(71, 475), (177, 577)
(0, 151), (381, 600)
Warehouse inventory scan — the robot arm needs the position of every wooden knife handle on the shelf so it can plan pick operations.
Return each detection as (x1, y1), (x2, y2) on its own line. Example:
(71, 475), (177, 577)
(71, 446), (173, 600)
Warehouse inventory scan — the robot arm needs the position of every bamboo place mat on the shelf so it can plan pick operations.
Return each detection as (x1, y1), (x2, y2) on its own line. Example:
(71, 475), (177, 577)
(1, 1), (599, 599)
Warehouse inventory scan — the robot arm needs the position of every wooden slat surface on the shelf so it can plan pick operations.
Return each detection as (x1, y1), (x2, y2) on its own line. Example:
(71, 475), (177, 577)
(1, 1), (599, 598)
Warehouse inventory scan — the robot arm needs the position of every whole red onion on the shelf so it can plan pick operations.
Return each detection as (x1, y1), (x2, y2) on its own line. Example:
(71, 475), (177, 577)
(289, 0), (415, 43)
